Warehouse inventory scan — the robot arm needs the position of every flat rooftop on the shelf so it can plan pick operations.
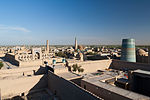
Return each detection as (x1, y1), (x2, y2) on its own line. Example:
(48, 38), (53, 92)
(82, 77), (150, 100)
(83, 74), (115, 83)
(133, 69), (150, 75)
(57, 72), (81, 80)
(81, 69), (150, 99)
(82, 69), (124, 83)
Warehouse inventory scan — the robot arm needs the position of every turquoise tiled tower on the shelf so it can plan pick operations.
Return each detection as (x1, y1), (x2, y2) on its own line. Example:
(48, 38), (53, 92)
(121, 39), (136, 62)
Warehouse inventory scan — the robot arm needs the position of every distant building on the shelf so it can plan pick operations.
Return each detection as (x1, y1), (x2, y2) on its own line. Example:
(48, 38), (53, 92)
(136, 49), (148, 63)
(4, 40), (55, 67)
(78, 45), (84, 51)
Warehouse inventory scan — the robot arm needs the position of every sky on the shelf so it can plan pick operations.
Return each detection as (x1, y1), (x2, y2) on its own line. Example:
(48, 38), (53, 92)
(0, 0), (150, 45)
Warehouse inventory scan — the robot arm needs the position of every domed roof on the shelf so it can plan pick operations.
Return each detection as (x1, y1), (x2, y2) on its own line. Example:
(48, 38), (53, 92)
(137, 49), (147, 56)
(78, 45), (84, 50)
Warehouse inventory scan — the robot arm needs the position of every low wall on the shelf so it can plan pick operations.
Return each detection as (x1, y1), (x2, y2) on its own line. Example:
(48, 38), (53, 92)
(54, 67), (68, 74)
(19, 60), (43, 67)
(0, 75), (43, 99)
(110, 59), (150, 71)
(69, 60), (112, 74)
(0, 66), (47, 99)
(42, 58), (64, 65)
(47, 71), (101, 100)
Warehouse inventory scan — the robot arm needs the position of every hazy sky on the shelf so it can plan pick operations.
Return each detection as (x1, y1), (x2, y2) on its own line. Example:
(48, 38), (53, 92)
(0, 0), (150, 45)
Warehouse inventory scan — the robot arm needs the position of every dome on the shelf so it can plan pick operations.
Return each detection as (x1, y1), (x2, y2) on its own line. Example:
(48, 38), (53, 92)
(137, 49), (148, 56)
(78, 45), (84, 51)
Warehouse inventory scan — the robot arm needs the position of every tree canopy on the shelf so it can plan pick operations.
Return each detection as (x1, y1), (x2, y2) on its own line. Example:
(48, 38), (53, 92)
(72, 64), (84, 73)
(0, 61), (4, 69)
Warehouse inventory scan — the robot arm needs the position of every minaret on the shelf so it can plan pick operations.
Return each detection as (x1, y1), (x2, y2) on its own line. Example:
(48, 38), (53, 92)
(46, 40), (49, 53)
(121, 39), (136, 62)
(75, 37), (78, 50)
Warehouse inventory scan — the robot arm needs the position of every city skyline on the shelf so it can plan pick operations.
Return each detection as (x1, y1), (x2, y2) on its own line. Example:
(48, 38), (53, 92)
(0, 0), (150, 45)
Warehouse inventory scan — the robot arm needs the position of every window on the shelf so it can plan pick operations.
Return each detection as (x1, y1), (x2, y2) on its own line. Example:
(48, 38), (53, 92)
(84, 85), (86, 89)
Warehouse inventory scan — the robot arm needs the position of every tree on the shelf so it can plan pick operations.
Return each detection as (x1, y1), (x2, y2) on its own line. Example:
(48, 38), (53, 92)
(72, 64), (78, 72)
(0, 61), (4, 69)
(72, 64), (84, 73)
(56, 52), (67, 58)
(78, 68), (84, 73)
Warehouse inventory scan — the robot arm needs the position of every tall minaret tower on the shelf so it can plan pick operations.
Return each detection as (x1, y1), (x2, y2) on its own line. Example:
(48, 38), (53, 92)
(75, 37), (78, 50)
(46, 40), (49, 53)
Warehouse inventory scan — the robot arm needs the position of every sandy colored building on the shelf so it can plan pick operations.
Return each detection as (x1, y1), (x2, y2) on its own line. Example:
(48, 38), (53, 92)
(4, 40), (56, 67)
